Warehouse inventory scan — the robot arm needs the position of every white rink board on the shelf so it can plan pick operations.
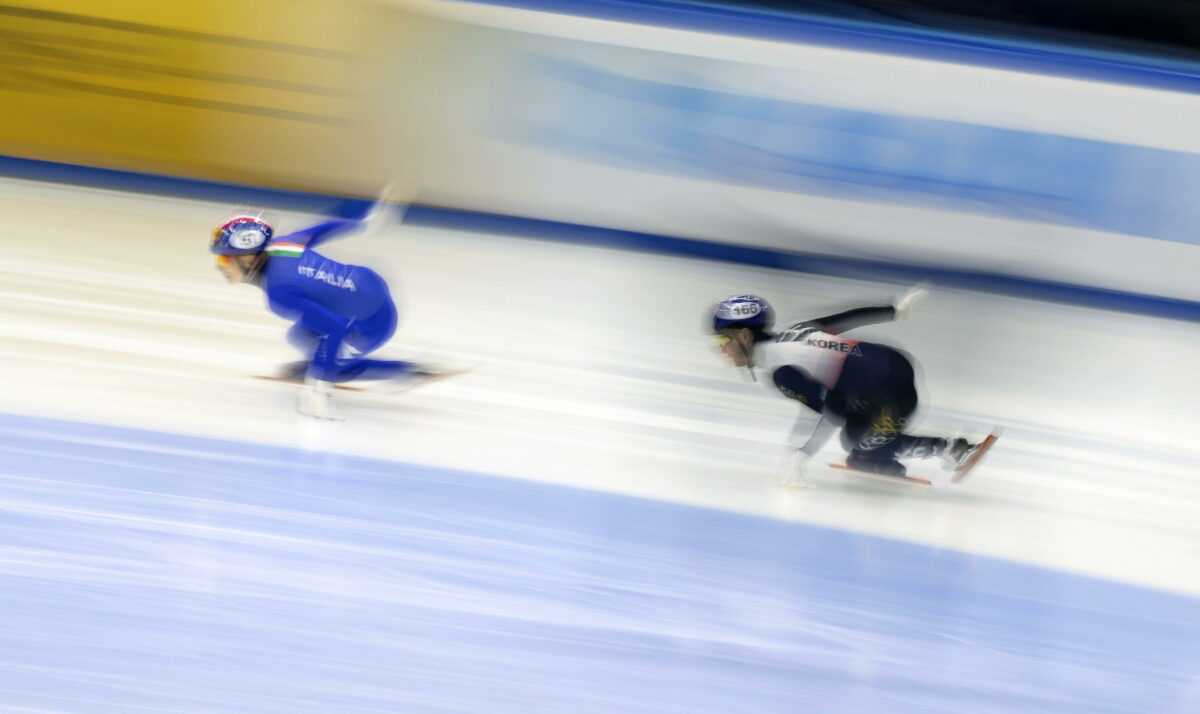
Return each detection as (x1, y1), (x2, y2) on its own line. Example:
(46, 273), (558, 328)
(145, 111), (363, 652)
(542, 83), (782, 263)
(367, 0), (1200, 303)
(1, 177), (1198, 596)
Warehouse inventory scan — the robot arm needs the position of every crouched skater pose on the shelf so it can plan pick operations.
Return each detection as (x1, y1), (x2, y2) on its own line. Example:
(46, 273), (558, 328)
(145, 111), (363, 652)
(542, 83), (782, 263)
(710, 288), (984, 487)
(210, 194), (441, 420)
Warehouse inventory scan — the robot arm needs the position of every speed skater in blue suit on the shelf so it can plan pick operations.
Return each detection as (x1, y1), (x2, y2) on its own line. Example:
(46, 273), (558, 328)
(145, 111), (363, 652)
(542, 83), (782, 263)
(209, 194), (443, 419)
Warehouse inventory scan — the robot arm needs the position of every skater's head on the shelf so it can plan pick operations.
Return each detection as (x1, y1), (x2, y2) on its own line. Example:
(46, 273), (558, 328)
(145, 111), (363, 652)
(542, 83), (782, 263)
(711, 294), (774, 368)
(715, 328), (756, 367)
(213, 253), (266, 284)
(210, 213), (273, 284)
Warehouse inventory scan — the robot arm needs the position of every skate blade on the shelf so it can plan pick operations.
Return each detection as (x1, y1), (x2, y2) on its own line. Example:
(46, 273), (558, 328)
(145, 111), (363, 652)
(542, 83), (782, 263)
(829, 463), (932, 488)
(388, 368), (472, 394)
(949, 432), (1000, 484)
(252, 375), (365, 392)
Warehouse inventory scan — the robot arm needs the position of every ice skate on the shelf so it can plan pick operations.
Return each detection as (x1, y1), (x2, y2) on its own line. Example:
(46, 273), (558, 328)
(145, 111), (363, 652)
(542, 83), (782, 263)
(389, 363), (472, 393)
(829, 461), (931, 488)
(831, 454), (932, 488)
(947, 433), (1000, 483)
(296, 379), (345, 421)
(254, 362), (364, 391)
(940, 438), (979, 471)
(275, 360), (308, 383)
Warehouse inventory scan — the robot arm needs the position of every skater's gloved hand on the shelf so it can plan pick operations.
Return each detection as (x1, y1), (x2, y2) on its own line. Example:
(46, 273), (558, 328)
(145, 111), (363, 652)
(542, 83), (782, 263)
(777, 450), (814, 490)
(361, 179), (412, 236)
(894, 284), (930, 320)
(297, 379), (344, 421)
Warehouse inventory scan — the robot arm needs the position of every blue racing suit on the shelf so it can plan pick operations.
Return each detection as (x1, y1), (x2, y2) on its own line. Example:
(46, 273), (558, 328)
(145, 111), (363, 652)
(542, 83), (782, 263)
(257, 219), (411, 383)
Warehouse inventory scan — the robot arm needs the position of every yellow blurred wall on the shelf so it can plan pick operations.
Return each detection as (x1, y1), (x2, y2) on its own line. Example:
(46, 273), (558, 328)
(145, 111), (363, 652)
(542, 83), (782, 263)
(0, 0), (407, 195)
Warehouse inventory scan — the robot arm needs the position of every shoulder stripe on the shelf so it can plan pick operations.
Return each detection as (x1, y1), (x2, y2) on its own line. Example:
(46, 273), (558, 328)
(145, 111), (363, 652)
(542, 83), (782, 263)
(775, 322), (816, 343)
(266, 240), (305, 257)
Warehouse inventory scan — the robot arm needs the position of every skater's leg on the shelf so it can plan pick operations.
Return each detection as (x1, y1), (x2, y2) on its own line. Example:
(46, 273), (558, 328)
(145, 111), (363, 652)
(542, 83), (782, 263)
(845, 409), (958, 471)
(344, 301), (397, 357)
(326, 358), (418, 382)
(287, 323), (322, 354)
(842, 407), (915, 476)
(271, 324), (322, 381)
(839, 349), (982, 474)
(325, 302), (423, 383)
(839, 349), (935, 475)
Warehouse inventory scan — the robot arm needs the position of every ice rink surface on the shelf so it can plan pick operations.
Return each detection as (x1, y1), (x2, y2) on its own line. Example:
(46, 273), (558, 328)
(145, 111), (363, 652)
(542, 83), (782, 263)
(1, 178), (1198, 712)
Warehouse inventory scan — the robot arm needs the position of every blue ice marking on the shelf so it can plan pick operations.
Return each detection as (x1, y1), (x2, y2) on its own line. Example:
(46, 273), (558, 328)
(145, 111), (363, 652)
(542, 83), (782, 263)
(0, 412), (1196, 712)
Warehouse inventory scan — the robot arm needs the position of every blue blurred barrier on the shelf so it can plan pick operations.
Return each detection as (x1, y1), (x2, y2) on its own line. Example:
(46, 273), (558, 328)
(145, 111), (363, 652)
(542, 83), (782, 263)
(512, 56), (1200, 245)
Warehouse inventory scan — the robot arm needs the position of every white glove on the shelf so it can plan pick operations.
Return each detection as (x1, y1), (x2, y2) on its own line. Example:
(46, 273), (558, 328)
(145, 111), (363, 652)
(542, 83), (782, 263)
(777, 450), (815, 490)
(359, 200), (394, 238)
(297, 379), (344, 421)
(894, 284), (930, 320)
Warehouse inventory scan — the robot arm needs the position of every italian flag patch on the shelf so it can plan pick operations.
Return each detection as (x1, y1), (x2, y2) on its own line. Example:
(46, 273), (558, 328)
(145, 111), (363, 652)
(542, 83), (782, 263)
(266, 242), (305, 257)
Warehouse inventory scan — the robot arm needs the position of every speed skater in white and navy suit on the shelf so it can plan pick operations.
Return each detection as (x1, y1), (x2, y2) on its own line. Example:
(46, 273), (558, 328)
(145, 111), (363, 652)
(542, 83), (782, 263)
(710, 288), (983, 486)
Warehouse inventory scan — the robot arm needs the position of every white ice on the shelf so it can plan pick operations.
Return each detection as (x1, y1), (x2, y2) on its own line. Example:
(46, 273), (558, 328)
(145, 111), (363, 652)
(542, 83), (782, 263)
(0, 176), (1197, 599)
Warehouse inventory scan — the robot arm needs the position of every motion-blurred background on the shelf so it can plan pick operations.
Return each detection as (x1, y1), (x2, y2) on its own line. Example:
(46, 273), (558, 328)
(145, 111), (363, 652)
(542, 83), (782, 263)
(0, 1), (1197, 712)
(4, 0), (1198, 304)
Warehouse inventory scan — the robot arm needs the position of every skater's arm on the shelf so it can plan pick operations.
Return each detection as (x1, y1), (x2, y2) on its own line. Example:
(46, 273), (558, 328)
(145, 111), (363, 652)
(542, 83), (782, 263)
(774, 366), (839, 454)
(800, 286), (929, 335)
(806, 306), (895, 335)
(797, 411), (840, 458)
(776, 365), (840, 457)
(356, 193), (398, 237)
(771, 366), (825, 413)
(286, 219), (361, 250)
(291, 195), (398, 250)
